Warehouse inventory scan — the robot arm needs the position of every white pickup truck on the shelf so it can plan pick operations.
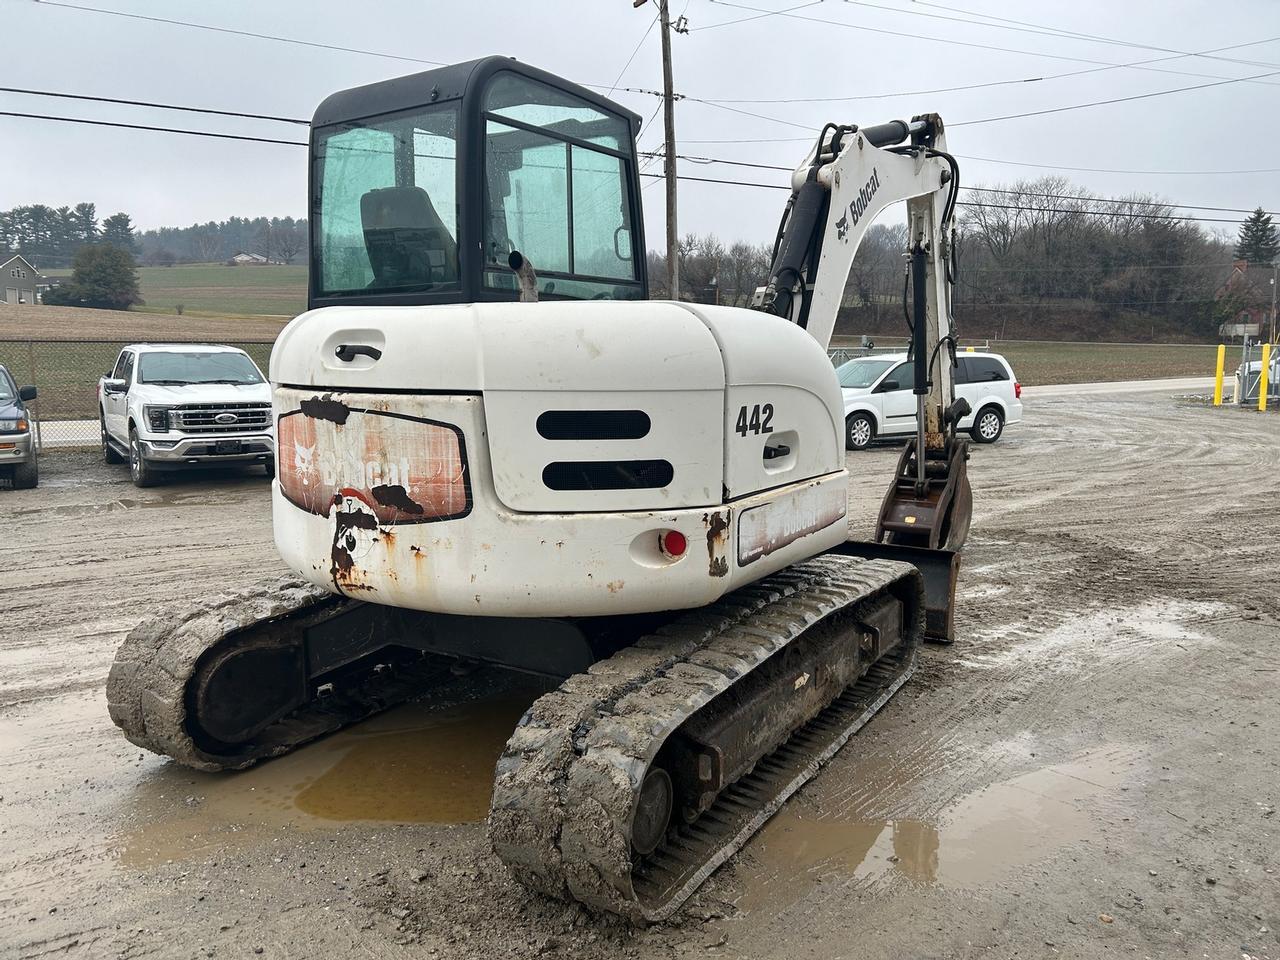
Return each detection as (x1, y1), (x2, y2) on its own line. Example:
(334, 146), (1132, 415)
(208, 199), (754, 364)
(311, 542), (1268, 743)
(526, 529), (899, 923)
(98, 343), (275, 487)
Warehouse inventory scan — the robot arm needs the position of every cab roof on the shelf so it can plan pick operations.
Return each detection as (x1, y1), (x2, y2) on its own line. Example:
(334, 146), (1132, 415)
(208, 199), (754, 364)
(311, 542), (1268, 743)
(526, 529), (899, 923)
(311, 55), (642, 132)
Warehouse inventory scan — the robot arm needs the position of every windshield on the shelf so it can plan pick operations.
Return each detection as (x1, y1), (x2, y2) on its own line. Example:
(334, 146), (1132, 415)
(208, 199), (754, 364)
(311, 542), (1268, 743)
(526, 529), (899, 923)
(138, 352), (264, 386)
(313, 102), (460, 298)
(837, 358), (895, 389)
(0, 369), (15, 401)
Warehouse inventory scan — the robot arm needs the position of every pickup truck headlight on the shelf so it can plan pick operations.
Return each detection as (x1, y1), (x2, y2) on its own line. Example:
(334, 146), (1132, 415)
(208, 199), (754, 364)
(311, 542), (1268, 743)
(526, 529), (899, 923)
(0, 417), (27, 433)
(144, 405), (172, 433)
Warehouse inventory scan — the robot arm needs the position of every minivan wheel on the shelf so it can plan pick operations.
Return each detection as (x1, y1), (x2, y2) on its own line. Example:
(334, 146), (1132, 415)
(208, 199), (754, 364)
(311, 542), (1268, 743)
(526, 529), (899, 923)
(845, 412), (875, 451)
(970, 406), (1004, 444)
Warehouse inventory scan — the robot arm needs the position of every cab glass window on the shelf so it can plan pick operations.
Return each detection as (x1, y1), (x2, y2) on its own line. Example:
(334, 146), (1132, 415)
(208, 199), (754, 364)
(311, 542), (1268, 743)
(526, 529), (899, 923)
(485, 73), (628, 148)
(482, 72), (641, 300)
(112, 351), (130, 379)
(313, 103), (459, 298)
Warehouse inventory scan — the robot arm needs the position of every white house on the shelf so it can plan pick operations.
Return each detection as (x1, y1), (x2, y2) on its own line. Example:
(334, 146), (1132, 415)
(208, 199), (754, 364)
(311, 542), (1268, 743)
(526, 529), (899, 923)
(1, 254), (38, 304)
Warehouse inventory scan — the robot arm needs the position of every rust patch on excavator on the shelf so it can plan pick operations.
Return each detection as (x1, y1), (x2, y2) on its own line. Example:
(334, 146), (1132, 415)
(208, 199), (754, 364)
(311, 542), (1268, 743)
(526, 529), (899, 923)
(371, 483), (425, 516)
(329, 498), (378, 593)
(300, 394), (351, 425)
(705, 510), (731, 578)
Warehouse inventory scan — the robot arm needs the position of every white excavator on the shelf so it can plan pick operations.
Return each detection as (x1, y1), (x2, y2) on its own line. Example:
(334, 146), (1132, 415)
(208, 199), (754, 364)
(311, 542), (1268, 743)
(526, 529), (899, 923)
(108, 56), (972, 922)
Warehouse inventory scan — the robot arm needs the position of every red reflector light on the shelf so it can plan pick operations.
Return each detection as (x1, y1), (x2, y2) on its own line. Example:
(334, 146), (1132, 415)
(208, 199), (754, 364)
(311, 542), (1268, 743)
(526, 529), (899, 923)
(659, 529), (688, 559)
(1014, 382), (1022, 399)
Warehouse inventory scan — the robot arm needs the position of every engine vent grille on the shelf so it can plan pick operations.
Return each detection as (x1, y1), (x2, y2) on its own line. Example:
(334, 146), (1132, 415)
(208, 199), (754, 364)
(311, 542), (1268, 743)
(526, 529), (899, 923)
(542, 460), (673, 491)
(536, 410), (651, 441)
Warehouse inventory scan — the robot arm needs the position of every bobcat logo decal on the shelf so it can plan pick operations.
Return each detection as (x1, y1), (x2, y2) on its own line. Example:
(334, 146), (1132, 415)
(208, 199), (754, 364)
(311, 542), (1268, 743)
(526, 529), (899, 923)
(293, 441), (316, 485)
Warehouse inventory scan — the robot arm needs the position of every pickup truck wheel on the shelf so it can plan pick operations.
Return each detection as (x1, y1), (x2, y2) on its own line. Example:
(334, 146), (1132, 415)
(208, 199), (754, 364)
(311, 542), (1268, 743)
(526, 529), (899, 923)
(101, 413), (124, 464)
(129, 428), (160, 487)
(263, 459), (276, 480)
(12, 456), (38, 489)
(845, 412), (875, 451)
(970, 406), (1004, 444)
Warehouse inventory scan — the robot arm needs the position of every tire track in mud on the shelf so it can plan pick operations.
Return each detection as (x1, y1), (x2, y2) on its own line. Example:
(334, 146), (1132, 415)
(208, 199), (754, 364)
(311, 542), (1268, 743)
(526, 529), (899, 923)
(708, 390), (1277, 948)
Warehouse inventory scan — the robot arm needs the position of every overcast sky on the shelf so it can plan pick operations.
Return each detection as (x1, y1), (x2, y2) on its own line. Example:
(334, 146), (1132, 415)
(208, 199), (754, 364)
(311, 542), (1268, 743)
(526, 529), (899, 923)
(2, 0), (1277, 245)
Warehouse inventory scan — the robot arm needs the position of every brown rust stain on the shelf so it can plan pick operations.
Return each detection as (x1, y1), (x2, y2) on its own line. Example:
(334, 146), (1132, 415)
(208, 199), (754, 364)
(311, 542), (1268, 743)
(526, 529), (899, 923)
(300, 394), (351, 425)
(606, 580), (625, 594)
(705, 510), (731, 578)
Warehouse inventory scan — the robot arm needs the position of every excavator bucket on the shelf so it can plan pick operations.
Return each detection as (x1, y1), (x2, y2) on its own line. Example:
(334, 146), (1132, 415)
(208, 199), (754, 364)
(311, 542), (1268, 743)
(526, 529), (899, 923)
(837, 436), (972, 643)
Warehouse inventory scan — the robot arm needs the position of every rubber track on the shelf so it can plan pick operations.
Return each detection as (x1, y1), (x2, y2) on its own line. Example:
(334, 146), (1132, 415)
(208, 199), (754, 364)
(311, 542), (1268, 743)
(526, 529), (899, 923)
(488, 554), (922, 922)
(105, 576), (447, 771)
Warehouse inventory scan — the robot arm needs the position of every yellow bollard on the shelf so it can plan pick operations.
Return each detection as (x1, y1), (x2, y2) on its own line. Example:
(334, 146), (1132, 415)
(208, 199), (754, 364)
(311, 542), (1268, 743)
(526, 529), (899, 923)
(1260, 343), (1271, 413)
(1213, 344), (1226, 406)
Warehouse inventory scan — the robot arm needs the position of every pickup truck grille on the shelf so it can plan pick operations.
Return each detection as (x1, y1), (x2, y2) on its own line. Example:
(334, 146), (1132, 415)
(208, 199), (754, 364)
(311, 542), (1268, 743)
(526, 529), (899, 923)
(171, 402), (271, 434)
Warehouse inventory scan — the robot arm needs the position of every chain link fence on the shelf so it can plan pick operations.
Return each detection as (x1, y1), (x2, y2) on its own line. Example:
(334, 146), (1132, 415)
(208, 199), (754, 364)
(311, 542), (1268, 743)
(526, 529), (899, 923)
(0, 339), (276, 447)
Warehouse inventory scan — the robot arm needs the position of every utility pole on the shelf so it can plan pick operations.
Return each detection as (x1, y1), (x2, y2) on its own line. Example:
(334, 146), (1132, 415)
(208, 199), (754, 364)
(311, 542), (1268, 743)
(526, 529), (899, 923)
(634, 0), (681, 298)
(658, 0), (679, 299)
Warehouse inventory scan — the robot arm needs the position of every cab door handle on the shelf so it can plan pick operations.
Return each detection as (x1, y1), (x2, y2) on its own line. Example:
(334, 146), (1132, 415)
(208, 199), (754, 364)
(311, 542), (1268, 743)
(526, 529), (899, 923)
(334, 343), (382, 362)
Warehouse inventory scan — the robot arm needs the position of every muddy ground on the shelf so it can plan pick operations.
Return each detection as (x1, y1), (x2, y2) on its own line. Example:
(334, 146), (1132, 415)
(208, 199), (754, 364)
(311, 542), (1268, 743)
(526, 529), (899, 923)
(2, 387), (1277, 960)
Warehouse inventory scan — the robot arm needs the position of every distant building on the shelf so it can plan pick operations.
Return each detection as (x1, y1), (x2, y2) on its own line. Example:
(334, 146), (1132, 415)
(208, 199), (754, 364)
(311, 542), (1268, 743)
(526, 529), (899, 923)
(1, 254), (38, 304)
(228, 251), (279, 265)
(1216, 260), (1274, 340)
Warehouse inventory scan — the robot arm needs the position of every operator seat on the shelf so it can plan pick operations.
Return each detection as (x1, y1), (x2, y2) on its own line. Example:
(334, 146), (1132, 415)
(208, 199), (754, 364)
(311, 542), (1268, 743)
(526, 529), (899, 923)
(360, 185), (459, 288)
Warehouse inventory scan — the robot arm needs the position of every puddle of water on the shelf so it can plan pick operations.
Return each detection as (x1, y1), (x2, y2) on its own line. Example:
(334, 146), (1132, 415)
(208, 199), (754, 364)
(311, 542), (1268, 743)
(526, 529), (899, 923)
(115, 685), (544, 868)
(294, 693), (536, 823)
(737, 747), (1135, 914)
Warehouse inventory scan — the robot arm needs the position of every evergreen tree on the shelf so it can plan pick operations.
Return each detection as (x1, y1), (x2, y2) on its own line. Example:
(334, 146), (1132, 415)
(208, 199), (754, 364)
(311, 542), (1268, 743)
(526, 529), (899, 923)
(1233, 207), (1280, 265)
(100, 212), (137, 252)
(43, 244), (142, 310)
(72, 202), (98, 246)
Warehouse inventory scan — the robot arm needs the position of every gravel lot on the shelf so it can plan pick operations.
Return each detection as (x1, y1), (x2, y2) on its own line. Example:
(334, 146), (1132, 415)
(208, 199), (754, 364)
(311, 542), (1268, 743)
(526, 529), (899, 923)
(1, 387), (1276, 960)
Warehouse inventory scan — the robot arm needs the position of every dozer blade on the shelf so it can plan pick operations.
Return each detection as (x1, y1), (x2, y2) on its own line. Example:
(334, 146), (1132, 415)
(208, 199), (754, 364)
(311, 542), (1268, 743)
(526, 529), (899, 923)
(834, 539), (960, 643)
(488, 554), (924, 923)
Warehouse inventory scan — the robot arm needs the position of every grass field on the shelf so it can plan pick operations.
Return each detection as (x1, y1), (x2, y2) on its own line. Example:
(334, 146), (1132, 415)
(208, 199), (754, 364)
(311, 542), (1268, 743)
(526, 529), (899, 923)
(0, 300), (1225, 423)
(0, 304), (282, 420)
(831, 336), (1222, 386)
(43, 262), (308, 317)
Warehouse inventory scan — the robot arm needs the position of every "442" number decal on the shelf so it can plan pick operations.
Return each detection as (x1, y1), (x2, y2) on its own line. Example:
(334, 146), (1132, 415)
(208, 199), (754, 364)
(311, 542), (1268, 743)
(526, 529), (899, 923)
(735, 403), (774, 436)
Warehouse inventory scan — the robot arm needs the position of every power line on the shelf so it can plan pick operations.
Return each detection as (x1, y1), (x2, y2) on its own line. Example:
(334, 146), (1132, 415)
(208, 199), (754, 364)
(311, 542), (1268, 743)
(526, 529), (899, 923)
(691, 38), (1280, 104)
(706, 0), (1280, 82)
(637, 170), (1250, 223)
(644, 150), (1280, 215)
(0, 110), (308, 146)
(0, 86), (309, 125)
(1, 103), (1260, 225)
(696, 0), (823, 31)
(965, 155), (1280, 177)
(903, 0), (1280, 70)
(838, 0), (1280, 71)
(608, 9), (661, 95)
(30, 0), (449, 66)
(951, 69), (1280, 126)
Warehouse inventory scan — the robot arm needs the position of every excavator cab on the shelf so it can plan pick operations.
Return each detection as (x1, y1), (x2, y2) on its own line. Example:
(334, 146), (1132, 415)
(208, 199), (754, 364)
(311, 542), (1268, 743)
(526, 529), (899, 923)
(308, 56), (649, 310)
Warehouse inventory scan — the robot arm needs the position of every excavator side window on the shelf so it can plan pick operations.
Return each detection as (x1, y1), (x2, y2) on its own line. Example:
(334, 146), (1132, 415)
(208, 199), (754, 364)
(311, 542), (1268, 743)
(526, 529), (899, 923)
(481, 71), (642, 301)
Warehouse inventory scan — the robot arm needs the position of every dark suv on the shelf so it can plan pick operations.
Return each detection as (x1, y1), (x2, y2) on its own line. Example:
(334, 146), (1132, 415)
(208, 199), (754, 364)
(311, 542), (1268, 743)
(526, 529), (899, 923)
(0, 363), (39, 489)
